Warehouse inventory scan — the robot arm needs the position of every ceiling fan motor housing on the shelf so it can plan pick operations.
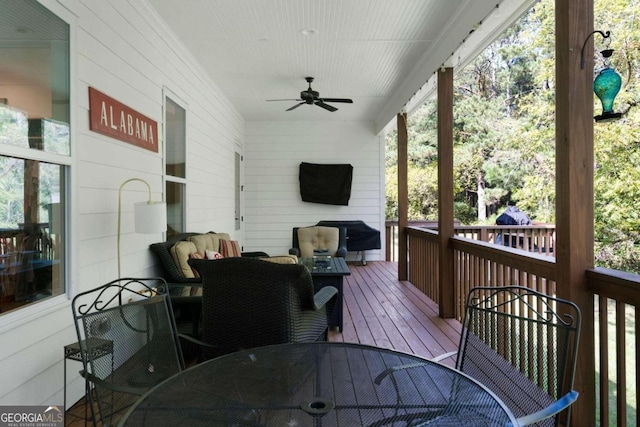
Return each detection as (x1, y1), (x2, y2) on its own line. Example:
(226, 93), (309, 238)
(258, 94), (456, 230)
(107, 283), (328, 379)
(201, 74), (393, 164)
(301, 89), (319, 103)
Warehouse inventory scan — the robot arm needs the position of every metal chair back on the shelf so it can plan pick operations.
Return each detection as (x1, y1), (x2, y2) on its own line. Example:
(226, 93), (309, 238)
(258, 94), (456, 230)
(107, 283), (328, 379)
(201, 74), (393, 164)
(457, 286), (581, 427)
(71, 277), (184, 426)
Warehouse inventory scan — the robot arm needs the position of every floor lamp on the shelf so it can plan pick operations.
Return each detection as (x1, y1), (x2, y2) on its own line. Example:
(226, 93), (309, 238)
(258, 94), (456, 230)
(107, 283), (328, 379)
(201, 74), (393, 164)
(117, 178), (166, 278)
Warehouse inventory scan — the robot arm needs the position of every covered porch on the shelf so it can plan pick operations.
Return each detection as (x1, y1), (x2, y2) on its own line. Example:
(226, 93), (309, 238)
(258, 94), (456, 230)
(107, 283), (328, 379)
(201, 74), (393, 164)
(1, 0), (632, 426)
(66, 251), (638, 426)
(63, 242), (638, 425)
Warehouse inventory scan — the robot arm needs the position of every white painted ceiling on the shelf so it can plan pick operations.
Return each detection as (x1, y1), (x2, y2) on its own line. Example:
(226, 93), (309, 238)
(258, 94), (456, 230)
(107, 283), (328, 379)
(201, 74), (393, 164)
(147, 0), (533, 133)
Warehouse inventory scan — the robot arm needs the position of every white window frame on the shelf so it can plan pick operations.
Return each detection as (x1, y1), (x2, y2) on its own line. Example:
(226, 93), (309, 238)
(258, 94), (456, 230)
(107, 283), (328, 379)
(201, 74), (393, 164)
(162, 88), (188, 234)
(0, 0), (77, 329)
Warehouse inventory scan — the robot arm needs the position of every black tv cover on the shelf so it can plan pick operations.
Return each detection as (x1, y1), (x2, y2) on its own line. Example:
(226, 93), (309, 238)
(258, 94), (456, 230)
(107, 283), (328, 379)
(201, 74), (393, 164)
(299, 162), (353, 206)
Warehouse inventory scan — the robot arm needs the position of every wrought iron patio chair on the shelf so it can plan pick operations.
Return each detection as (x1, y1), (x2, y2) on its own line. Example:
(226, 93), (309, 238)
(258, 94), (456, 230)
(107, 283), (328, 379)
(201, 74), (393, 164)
(375, 286), (581, 426)
(71, 277), (190, 426)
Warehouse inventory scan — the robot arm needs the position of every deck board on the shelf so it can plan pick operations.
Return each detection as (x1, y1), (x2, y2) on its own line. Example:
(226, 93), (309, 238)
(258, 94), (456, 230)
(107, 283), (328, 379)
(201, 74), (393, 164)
(66, 261), (461, 425)
(329, 261), (460, 363)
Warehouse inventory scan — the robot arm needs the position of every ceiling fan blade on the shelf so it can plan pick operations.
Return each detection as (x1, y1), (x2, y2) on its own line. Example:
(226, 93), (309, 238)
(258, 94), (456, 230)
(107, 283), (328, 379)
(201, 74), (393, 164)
(267, 98), (302, 102)
(320, 98), (353, 104)
(315, 101), (338, 112)
(286, 102), (305, 111)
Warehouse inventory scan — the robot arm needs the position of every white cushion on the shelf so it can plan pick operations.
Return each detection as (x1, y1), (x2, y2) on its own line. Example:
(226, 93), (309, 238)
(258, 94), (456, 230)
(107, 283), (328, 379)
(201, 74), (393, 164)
(205, 250), (223, 260)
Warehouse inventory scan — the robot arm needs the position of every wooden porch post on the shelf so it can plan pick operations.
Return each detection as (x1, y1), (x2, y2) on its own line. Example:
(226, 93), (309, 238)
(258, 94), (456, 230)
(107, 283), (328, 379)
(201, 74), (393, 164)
(397, 112), (408, 281)
(438, 67), (455, 318)
(555, 0), (596, 425)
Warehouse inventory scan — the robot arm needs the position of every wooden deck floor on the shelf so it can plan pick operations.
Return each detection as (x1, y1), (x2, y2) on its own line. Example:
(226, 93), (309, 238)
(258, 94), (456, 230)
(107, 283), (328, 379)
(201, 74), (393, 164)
(328, 261), (460, 361)
(65, 261), (462, 426)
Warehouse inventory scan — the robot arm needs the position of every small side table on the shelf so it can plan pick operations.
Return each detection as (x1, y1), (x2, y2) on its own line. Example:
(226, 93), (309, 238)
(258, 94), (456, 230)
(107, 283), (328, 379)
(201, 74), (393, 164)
(64, 339), (114, 425)
(300, 257), (351, 331)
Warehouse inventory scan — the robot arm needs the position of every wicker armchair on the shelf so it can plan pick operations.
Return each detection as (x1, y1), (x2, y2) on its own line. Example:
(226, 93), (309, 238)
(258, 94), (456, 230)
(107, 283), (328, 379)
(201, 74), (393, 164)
(289, 226), (347, 258)
(188, 257), (338, 360)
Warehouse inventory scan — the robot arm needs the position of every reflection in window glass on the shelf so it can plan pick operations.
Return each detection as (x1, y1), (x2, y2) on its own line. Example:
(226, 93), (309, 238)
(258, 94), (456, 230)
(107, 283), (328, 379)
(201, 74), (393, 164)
(165, 98), (185, 178)
(0, 106), (70, 155)
(164, 95), (186, 237)
(0, 0), (69, 314)
(0, 156), (66, 314)
(166, 181), (184, 237)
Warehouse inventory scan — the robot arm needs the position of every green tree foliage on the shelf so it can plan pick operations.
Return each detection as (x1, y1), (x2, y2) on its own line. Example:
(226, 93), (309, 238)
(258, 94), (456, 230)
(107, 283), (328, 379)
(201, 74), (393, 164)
(386, 0), (640, 272)
(593, 0), (640, 270)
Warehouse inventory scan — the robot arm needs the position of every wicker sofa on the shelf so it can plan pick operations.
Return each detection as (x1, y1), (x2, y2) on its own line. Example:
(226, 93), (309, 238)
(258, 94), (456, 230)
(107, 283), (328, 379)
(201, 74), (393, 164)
(149, 232), (261, 336)
(150, 233), (265, 291)
(149, 232), (295, 337)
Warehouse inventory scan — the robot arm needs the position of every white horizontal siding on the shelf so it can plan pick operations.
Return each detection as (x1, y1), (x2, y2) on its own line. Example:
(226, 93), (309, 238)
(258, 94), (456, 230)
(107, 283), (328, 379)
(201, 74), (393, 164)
(244, 121), (385, 261)
(0, 0), (245, 409)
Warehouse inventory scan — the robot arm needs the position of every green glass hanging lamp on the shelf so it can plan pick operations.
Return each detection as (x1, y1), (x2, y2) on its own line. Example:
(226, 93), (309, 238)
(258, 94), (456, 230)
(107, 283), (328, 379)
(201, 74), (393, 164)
(581, 30), (623, 122)
(593, 48), (622, 122)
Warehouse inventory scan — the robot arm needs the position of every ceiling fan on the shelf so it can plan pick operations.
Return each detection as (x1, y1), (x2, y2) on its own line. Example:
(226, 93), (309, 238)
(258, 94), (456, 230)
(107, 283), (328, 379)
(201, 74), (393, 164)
(267, 77), (353, 112)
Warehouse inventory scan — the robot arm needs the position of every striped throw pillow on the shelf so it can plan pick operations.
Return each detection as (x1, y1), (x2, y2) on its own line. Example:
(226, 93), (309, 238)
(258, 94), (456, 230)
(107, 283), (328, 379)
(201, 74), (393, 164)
(188, 252), (204, 278)
(219, 239), (242, 257)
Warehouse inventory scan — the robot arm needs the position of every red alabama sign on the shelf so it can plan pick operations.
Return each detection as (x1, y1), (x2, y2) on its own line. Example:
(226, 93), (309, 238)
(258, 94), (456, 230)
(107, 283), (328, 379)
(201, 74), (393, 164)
(88, 87), (158, 152)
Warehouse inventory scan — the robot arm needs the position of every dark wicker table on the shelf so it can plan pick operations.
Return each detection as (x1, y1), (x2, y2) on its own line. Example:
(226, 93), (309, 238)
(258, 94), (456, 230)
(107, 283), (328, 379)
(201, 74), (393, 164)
(299, 257), (350, 331)
(119, 342), (516, 426)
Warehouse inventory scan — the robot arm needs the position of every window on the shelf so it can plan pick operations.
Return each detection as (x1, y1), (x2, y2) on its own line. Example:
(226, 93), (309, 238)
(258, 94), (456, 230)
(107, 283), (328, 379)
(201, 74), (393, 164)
(164, 94), (186, 237)
(235, 152), (242, 230)
(0, 0), (69, 315)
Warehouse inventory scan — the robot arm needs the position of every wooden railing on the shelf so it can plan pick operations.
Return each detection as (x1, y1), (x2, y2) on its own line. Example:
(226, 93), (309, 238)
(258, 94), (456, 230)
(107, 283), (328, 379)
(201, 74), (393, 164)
(586, 268), (639, 426)
(386, 220), (440, 262)
(405, 227), (556, 316)
(454, 224), (556, 256)
(402, 225), (639, 426)
(385, 221), (556, 261)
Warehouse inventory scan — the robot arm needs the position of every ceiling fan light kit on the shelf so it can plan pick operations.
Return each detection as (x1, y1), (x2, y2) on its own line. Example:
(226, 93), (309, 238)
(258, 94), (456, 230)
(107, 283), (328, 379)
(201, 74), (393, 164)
(267, 77), (353, 112)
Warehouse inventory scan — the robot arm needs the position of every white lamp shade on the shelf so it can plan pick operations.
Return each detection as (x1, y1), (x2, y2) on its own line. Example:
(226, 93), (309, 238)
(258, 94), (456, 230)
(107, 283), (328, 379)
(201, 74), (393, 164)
(134, 201), (167, 234)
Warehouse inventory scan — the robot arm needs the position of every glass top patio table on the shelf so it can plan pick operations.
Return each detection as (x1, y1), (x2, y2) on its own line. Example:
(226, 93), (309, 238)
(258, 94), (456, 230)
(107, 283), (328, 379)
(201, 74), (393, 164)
(119, 342), (517, 426)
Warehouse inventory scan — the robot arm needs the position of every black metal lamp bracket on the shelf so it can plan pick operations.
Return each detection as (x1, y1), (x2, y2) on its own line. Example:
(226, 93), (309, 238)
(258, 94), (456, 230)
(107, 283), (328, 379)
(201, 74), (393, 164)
(581, 30), (611, 69)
